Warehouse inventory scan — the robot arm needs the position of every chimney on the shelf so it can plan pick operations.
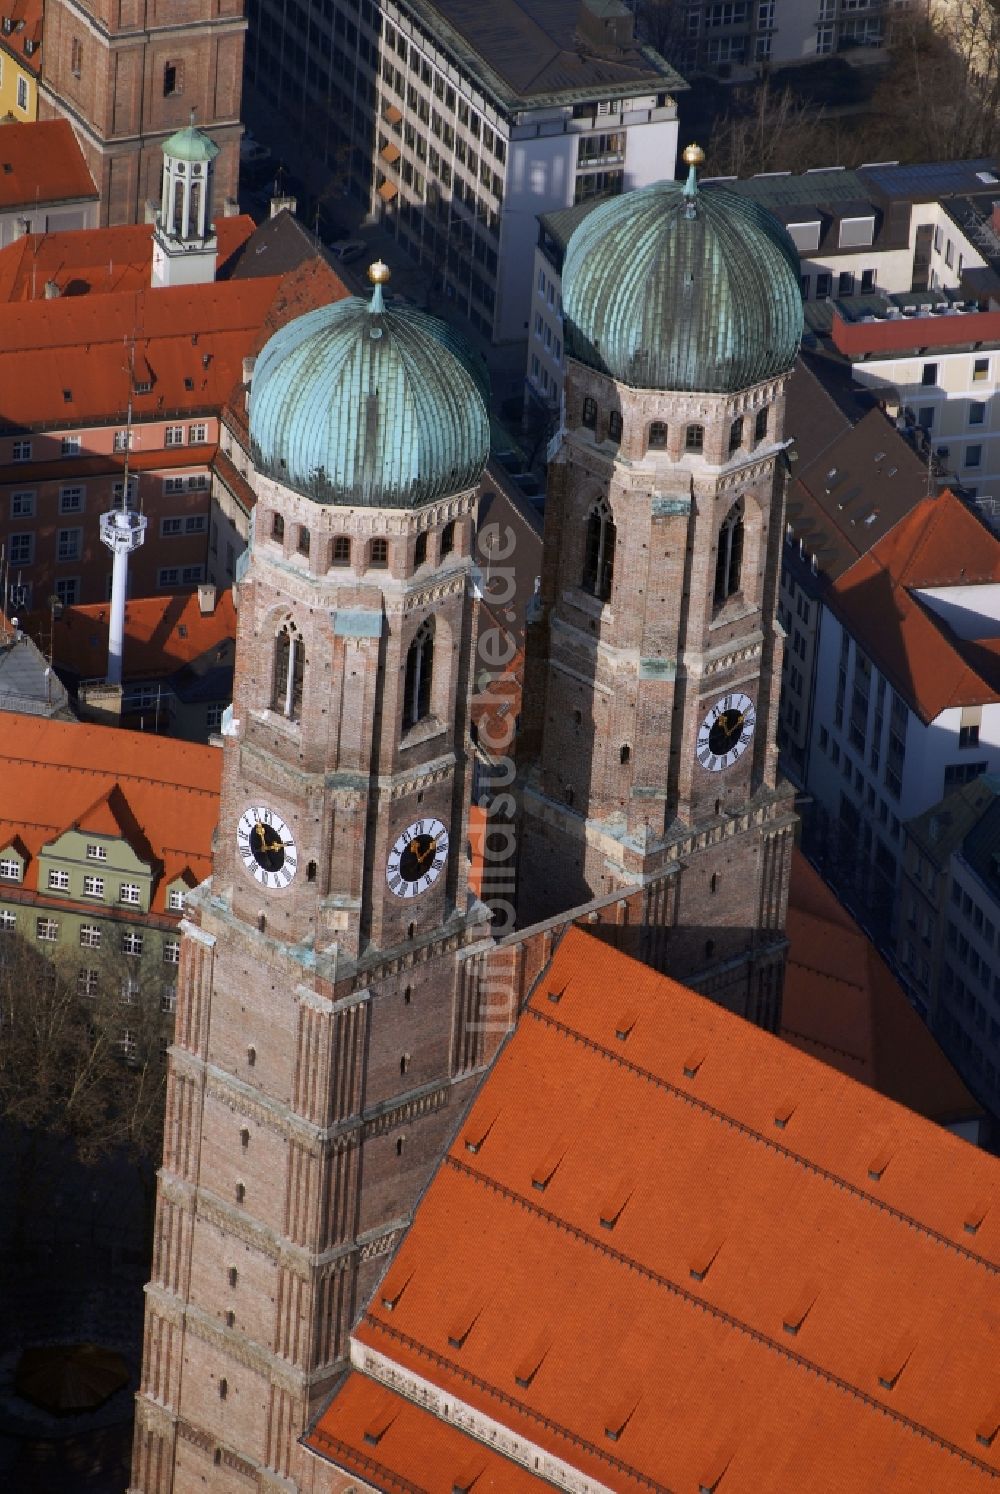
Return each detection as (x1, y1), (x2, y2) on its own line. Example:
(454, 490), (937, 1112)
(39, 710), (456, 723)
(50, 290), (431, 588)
(223, 197), (241, 218)
(270, 194), (297, 219)
(577, 0), (634, 49)
(242, 355), (256, 384)
(144, 198), (158, 225)
(198, 582), (217, 616)
(44, 279), (61, 299)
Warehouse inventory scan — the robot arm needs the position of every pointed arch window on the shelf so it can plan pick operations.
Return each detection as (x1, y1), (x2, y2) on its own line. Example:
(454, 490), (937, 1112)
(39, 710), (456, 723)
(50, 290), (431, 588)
(440, 520), (455, 558)
(403, 619), (434, 730)
(648, 421), (668, 450)
(583, 498), (616, 602)
(714, 497), (745, 609)
(414, 531), (428, 567)
(729, 416), (744, 455)
(271, 512), (284, 542)
(685, 423), (704, 453)
(273, 620), (305, 720)
(754, 405), (769, 443)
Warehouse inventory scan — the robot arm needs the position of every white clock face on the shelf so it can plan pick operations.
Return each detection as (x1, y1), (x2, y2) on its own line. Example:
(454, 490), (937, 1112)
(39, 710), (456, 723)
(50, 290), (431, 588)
(696, 692), (756, 773)
(236, 806), (298, 889)
(386, 818), (449, 899)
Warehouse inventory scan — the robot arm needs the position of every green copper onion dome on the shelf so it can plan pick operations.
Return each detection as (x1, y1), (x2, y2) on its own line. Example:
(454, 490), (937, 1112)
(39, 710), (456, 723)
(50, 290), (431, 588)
(562, 148), (803, 394)
(249, 264), (490, 508)
(162, 117), (220, 164)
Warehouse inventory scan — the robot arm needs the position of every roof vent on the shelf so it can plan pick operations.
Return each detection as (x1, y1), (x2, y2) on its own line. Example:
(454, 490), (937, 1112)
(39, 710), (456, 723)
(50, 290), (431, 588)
(976, 1405), (1000, 1447)
(964, 1201), (988, 1235)
(876, 1338), (914, 1391)
(462, 1112), (497, 1155)
(604, 1395), (638, 1443)
(451, 1460), (486, 1494)
(683, 1047), (707, 1079)
(531, 1142), (565, 1192)
(513, 1334), (551, 1389)
(45, 280), (61, 299)
(699, 1444), (736, 1492)
(773, 1099), (796, 1130)
(867, 1147), (892, 1181)
(782, 1285), (817, 1336)
(547, 984), (566, 1004)
(362, 1404), (396, 1446)
(689, 1235), (724, 1283)
(379, 1269), (412, 1313)
(598, 1179), (632, 1231)
(614, 1008), (637, 1040)
(446, 1303), (481, 1350)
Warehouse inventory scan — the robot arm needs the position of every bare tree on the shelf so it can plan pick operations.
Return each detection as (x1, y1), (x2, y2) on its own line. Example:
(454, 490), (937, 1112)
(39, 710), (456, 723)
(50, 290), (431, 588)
(706, 77), (842, 178)
(873, 2), (1000, 162)
(634, 0), (688, 59)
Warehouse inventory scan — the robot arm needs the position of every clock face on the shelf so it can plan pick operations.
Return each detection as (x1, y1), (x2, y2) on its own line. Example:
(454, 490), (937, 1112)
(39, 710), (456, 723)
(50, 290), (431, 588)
(386, 818), (449, 899)
(236, 806), (298, 889)
(696, 692), (757, 773)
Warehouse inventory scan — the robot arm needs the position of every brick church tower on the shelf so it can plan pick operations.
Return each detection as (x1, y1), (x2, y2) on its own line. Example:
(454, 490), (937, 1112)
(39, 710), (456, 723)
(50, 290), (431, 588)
(39, 0), (245, 226)
(518, 150), (805, 1027)
(130, 267), (494, 1491)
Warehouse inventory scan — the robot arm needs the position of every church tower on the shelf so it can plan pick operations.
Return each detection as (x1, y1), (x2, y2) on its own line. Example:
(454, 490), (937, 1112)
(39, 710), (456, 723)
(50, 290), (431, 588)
(39, 0), (244, 226)
(518, 150), (805, 1027)
(130, 267), (493, 1492)
(151, 121), (219, 290)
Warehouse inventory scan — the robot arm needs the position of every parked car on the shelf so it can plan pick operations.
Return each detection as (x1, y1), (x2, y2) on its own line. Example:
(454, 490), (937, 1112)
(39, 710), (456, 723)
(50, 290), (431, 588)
(328, 239), (367, 264)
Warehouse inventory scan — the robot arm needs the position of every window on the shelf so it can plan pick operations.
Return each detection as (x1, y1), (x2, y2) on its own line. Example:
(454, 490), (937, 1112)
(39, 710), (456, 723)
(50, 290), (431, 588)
(608, 411), (622, 444)
(918, 407), (934, 431)
(860, 268), (876, 293)
(728, 416), (743, 455)
(55, 578), (79, 606)
(815, 273), (832, 298)
(440, 521), (455, 558)
(36, 918), (59, 942)
(10, 534), (33, 565)
(754, 407), (768, 443)
(0, 910), (16, 932)
(648, 421), (667, 450)
(331, 535), (351, 566)
(206, 703), (223, 731)
(61, 435), (81, 458)
(944, 760), (988, 792)
(966, 445), (983, 469)
(86, 843), (107, 861)
(78, 969), (99, 998)
(48, 869), (70, 891)
(272, 512), (285, 542)
(838, 271), (855, 297)
(71, 37), (82, 77)
(12, 439), (31, 461)
(973, 357), (989, 382)
(122, 929), (143, 957)
(1, 856), (22, 882)
(969, 402), (986, 427)
(80, 925), (101, 949)
(16, 76), (28, 112)
(188, 423), (207, 444)
(83, 875), (105, 899)
(582, 397), (597, 430)
(800, 275), (811, 301)
(162, 518), (182, 537)
(921, 362), (938, 386)
(369, 537), (389, 569)
(582, 499), (616, 602)
(57, 528), (82, 562)
(714, 498), (745, 608)
(181, 566), (204, 585)
(414, 531), (428, 567)
(113, 430), (132, 453)
(164, 939), (180, 965)
(165, 425), (184, 446)
(119, 883), (141, 905)
(10, 491), (34, 518)
(163, 60), (182, 96)
(685, 424), (704, 453)
(296, 525), (311, 558)
(403, 619), (434, 730)
(273, 620), (305, 720)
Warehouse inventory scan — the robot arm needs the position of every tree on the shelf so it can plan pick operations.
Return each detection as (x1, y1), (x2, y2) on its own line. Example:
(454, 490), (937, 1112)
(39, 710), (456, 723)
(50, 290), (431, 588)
(634, 0), (688, 59)
(872, 2), (1000, 162)
(706, 76), (847, 178)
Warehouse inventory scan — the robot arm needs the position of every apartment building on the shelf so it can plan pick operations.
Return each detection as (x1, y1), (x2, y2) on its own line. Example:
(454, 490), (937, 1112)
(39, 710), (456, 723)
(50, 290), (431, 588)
(245, 0), (684, 344)
(643, 0), (924, 73)
(525, 156), (1000, 416)
(803, 490), (1000, 942)
(0, 715), (220, 1050)
(0, 0), (41, 120)
(899, 776), (1000, 1123)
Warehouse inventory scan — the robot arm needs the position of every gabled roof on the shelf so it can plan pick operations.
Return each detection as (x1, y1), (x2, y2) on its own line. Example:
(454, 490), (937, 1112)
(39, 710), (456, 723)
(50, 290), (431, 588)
(0, 121), (95, 209)
(0, 715), (219, 915)
(906, 774), (1000, 866)
(0, 0), (41, 77)
(309, 927), (1000, 1493)
(38, 589), (236, 684)
(831, 491), (1000, 721)
(783, 853), (982, 1125)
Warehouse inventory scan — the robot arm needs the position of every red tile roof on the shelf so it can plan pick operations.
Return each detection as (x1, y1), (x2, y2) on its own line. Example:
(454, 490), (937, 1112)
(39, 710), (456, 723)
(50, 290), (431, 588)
(310, 927), (1000, 1493)
(307, 1373), (549, 1492)
(38, 589), (236, 683)
(0, 121), (94, 208)
(831, 490), (1000, 721)
(0, 714), (219, 916)
(0, 216), (254, 303)
(783, 852), (982, 1124)
(0, 0), (42, 77)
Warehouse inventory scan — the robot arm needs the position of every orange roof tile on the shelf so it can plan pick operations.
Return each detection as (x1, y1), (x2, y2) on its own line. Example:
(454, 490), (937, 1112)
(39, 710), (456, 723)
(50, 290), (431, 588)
(0, 714), (219, 916)
(316, 927), (1000, 1494)
(37, 589), (236, 683)
(0, 216), (253, 303)
(0, 121), (94, 208)
(0, 0), (42, 76)
(307, 1373), (550, 1491)
(783, 853), (982, 1124)
(831, 491), (1000, 721)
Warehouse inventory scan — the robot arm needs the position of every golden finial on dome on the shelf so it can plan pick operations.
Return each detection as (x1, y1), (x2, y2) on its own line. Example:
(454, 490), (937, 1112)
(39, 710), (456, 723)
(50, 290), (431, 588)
(367, 260), (391, 285)
(682, 143), (706, 168)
